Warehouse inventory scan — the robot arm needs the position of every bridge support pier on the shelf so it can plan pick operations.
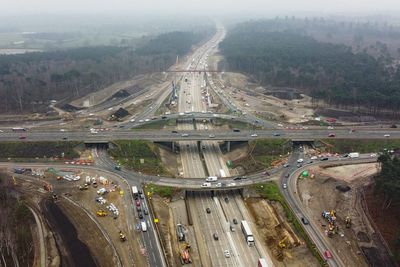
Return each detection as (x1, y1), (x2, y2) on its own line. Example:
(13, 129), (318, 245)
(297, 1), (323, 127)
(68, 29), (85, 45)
(226, 141), (231, 152)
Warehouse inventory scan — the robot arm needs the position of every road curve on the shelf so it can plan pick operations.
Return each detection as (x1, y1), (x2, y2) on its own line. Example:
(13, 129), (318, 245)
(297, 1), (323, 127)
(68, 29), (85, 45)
(282, 154), (378, 267)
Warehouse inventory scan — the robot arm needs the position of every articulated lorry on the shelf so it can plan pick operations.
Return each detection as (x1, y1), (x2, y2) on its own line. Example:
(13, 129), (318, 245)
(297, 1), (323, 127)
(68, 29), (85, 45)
(241, 220), (255, 246)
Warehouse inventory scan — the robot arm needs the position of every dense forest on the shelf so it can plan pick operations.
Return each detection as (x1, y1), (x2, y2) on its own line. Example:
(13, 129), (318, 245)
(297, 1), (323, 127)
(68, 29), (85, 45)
(220, 20), (400, 117)
(374, 154), (400, 209)
(0, 29), (213, 113)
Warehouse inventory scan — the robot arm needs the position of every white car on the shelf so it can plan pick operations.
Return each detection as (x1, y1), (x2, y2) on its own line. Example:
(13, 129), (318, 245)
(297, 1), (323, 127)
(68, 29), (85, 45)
(201, 182), (211, 188)
(139, 119), (144, 123)
(310, 156), (318, 160)
(130, 118), (135, 122)
(297, 158), (304, 163)
(216, 183), (222, 187)
(384, 134), (390, 137)
(283, 183), (287, 189)
(60, 129), (66, 132)
(250, 133), (258, 137)
(224, 250), (231, 258)
(181, 133), (189, 137)
(145, 119), (150, 122)
(209, 134), (215, 138)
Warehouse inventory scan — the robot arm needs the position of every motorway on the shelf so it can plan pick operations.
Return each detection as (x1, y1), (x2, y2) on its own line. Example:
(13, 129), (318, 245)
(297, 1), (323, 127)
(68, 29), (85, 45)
(1, 24), (397, 267)
(1, 128), (399, 142)
(173, 24), (272, 267)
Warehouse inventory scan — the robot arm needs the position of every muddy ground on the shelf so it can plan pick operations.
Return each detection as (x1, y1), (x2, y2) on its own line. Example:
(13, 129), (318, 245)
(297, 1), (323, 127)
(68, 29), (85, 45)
(246, 197), (320, 267)
(298, 163), (394, 266)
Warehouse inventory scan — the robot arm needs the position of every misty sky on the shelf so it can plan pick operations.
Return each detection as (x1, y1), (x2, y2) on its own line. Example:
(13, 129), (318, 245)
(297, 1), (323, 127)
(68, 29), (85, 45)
(2, 0), (400, 16)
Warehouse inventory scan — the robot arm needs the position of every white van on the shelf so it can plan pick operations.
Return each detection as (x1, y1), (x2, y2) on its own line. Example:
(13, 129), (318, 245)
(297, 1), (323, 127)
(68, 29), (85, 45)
(201, 182), (211, 188)
(141, 221), (147, 232)
(206, 176), (218, 182)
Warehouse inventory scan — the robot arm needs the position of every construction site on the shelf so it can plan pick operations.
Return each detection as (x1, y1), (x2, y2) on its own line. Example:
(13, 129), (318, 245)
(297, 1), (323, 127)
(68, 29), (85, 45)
(3, 164), (148, 267)
(297, 162), (394, 266)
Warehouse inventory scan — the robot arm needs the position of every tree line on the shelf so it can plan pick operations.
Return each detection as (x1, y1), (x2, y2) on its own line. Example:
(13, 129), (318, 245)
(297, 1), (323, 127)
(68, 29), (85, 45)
(0, 29), (214, 113)
(220, 21), (400, 117)
(375, 154), (400, 209)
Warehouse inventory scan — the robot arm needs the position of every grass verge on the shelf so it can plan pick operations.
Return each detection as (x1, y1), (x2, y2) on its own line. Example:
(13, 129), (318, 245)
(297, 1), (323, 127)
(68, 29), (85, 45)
(109, 140), (170, 176)
(132, 119), (176, 130)
(320, 139), (400, 154)
(0, 141), (80, 159)
(254, 182), (326, 266)
(145, 183), (180, 199)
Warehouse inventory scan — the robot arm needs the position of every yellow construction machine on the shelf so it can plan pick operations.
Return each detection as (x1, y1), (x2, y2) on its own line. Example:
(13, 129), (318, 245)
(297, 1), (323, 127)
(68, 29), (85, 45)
(96, 210), (107, 217)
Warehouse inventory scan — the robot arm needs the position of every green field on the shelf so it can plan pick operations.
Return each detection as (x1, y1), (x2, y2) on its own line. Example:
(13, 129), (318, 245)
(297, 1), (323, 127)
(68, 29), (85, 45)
(109, 140), (168, 175)
(320, 139), (400, 154)
(0, 141), (80, 159)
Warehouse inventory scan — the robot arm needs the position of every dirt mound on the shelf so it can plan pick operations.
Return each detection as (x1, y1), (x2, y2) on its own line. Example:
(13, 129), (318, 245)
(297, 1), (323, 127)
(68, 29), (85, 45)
(112, 108), (130, 119)
(357, 231), (371, 242)
(111, 90), (130, 98)
(61, 104), (83, 112)
(336, 184), (351, 192)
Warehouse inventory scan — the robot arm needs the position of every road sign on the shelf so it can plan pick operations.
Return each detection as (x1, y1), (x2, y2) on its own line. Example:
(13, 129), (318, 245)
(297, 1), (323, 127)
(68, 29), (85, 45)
(154, 218), (159, 223)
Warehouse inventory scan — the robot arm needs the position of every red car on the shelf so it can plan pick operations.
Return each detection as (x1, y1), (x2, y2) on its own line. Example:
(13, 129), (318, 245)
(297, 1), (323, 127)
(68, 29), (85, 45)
(19, 136), (27, 139)
(135, 200), (141, 207)
(324, 250), (332, 259)
(328, 133), (336, 137)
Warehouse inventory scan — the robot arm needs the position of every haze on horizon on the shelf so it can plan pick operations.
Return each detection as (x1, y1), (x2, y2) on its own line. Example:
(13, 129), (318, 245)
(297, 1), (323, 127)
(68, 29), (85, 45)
(2, 0), (400, 17)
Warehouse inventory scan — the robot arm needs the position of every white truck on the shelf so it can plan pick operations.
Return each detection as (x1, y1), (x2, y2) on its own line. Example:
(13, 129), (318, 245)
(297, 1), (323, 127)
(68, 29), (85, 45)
(206, 176), (218, 182)
(131, 186), (139, 199)
(141, 221), (147, 232)
(349, 152), (360, 158)
(241, 220), (255, 246)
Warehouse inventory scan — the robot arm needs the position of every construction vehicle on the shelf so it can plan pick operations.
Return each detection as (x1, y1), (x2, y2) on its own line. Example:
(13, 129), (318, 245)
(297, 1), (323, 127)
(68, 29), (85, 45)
(278, 236), (288, 249)
(119, 231), (126, 242)
(180, 243), (192, 264)
(96, 210), (107, 217)
(43, 182), (52, 192)
(79, 184), (89, 190)
(345, 216), (352, 228)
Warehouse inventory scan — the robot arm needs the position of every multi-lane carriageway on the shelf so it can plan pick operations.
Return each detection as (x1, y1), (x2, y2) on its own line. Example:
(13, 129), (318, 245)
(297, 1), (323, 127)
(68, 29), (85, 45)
(173, 25), (274, 267)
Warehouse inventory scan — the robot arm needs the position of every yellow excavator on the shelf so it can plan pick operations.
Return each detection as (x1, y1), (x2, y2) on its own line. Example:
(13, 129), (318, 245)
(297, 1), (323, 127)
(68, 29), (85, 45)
(278, 236), (288, 249)
(96, 210), (107, 217)
(119, 231), (126, 242)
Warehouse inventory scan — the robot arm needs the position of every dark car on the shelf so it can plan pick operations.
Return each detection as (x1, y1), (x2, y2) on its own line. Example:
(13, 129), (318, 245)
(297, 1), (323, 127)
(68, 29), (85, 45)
(224, 197), (229, 203)
(171, 130), (178, 133)
(301, 217), (309, 225)
(136, 206), (141, 212)
(233, 218), (238, 224)
(233, 176), (242, 181)
(285, 173), (290, 178)
(213, 233), (219, 240)
(138, 212), (143, 219)
(143, 208), (149, 215)
(320, 157), (329, 161)
(206, 208), (211, 213)
(273, 132), (281, 136)
(62, 137), (68, 140)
